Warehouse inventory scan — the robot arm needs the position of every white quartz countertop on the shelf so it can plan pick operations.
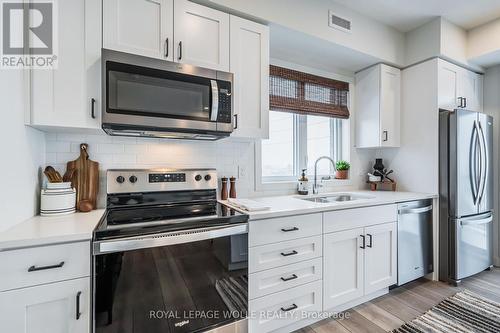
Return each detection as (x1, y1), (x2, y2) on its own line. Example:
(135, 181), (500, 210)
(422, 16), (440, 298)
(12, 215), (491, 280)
(223, 191), (437, 220)
(0, 209), (105, 251)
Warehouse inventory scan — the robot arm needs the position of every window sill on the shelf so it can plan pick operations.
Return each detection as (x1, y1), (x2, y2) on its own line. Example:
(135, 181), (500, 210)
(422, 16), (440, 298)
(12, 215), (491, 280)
(256, 178), (353, 193)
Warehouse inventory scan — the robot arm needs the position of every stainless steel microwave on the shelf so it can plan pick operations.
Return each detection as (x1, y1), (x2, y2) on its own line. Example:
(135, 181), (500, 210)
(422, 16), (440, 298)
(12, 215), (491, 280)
(101, 49), (233, 140)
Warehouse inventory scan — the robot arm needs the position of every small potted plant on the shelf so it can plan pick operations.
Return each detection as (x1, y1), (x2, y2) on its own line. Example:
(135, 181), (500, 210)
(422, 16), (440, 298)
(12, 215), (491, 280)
(335, 160), (350, 179)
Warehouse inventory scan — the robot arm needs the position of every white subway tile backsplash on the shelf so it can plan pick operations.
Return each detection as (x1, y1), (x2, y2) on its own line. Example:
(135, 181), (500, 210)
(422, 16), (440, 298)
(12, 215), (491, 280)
(98, 143), (124, 154)
(46, 141), (70, 153)
(112, 154), (137, 164)
(45, 132), (257, 208)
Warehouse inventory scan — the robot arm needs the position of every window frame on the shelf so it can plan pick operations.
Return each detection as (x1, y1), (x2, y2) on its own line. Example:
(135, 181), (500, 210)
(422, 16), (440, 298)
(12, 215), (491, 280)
(259, 111), (345, 184)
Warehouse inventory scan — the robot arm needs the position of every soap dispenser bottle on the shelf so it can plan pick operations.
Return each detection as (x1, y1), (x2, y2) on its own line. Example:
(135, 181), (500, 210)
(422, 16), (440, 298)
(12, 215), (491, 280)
(297, 169), (309, 195)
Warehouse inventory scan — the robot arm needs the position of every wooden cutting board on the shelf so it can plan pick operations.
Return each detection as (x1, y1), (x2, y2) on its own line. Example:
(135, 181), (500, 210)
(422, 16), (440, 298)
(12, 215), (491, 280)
(67, 143), (99, 211)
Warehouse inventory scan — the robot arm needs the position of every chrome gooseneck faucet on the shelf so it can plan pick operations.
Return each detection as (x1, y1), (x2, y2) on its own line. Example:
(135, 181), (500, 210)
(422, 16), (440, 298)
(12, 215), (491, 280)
(313, 156), (336, 194)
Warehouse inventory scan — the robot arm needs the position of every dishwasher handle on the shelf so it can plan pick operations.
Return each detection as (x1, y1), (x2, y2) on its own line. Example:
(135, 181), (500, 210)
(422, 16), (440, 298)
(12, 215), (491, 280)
(398, 205), (433, 215)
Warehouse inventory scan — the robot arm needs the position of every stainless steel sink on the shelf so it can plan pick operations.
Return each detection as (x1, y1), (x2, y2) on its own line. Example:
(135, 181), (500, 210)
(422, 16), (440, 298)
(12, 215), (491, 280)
(300, 194), (374, 203)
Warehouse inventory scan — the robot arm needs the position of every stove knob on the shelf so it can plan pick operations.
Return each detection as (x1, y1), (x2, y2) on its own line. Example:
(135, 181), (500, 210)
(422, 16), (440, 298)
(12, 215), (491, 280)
(204, 174), (212, 181)
(129, 175), (138, 183)
(195, 174), (202, 181)
(116, 176), (125, 184)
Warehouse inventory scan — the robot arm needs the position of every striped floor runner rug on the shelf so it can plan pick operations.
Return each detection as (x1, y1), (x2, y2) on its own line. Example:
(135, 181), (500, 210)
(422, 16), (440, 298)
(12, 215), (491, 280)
(393, 289), (500, 333)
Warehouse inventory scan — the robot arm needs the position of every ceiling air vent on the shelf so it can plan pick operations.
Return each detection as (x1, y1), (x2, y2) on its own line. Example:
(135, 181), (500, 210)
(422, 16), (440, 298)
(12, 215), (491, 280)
(328, 10), (351, 33)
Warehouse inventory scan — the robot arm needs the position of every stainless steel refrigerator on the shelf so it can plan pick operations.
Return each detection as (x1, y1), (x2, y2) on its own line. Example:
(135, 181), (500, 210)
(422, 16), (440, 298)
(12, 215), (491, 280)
(439, 109), (493, 285)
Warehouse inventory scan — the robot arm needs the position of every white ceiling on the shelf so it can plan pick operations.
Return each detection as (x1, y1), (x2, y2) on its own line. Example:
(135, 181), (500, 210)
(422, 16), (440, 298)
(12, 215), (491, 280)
(332, 0), (500, 32)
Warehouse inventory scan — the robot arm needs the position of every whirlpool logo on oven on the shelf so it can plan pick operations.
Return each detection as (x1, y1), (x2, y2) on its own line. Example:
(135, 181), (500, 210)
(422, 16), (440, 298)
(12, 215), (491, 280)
(1, 0), (58, 69)
(174, 320), (190, 328)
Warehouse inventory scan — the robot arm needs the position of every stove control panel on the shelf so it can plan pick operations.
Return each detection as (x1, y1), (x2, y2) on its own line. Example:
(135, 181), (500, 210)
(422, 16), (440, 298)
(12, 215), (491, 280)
(149, 173), (186, 183)
(107, 169), (218, 194)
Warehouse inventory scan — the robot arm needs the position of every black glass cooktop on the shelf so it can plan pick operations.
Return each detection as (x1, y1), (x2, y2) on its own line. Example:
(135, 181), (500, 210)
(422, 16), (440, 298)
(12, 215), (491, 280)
(94, 201), (247, 241)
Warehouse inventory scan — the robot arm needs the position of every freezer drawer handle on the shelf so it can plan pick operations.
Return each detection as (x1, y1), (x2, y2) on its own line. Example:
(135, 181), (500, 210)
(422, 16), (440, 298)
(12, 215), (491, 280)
(398, 205), (433, 215)
(460, 216), (493, 226)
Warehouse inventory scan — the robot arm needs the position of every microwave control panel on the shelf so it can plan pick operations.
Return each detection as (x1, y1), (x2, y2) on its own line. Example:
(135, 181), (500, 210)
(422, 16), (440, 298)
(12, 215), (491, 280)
(217, 81), (232, 123)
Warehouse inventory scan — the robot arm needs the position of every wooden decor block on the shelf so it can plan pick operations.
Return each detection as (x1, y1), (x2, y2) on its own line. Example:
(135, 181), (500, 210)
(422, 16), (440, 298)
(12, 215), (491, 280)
(367, 180), (397, 191)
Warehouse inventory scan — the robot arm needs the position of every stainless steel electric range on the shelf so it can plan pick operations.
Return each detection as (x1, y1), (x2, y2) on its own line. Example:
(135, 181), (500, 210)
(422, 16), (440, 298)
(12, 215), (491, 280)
(92, 169), (249, 333)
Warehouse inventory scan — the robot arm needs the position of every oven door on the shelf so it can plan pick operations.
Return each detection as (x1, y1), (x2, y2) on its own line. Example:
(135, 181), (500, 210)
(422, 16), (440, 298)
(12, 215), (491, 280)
(93, 223), (248, 333)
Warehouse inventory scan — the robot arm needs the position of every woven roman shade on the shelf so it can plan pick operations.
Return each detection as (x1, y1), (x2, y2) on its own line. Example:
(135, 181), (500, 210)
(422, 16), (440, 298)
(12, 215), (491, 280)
(269, 65), (350, 119)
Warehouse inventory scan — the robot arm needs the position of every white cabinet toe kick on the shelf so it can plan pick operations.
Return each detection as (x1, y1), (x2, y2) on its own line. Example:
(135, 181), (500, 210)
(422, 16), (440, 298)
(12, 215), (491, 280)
(248, 204), (400, 333)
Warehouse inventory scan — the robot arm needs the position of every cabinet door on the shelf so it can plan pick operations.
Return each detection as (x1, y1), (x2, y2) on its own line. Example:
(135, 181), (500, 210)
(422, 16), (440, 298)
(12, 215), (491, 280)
(30, 0), (100, 129)
(458, 71), (483, 112)
(0, 278), (89, 333)
(174, 0), (229, 71)
(438, 62), (459, 110)
(323, 228), (364, 310)
(355, 65), (380, 148)
(230, 16), (269, 138)
(380, 65), (400, 147)
(103, 0), (173, 61)
(364, 222), (397, 294)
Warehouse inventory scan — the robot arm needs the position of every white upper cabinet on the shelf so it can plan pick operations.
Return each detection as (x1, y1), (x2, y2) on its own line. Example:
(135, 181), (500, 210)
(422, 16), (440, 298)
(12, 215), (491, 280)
(230, 15), (269, 138)
(174, 0), (229, 71)
(355, 64), (401, 148)
(103, 0), (174, 61)
(438, 59), (483, 112)
(29, 0), (101, 129)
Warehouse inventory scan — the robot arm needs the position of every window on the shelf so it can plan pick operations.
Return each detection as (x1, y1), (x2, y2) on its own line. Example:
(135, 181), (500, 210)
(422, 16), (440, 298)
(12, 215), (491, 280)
(262, 112), (343, 182)
(261, 66), (349, 183)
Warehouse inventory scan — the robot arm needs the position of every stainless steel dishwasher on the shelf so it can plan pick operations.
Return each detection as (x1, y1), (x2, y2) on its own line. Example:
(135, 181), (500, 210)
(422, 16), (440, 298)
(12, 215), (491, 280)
(397, 199), (434, 286)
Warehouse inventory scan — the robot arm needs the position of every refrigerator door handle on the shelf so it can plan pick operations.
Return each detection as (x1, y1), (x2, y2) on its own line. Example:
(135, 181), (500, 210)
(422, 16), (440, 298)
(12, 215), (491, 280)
(460, 214), (493, 226)
(469, 121), (479, 205)
(477, 122), (488, 205)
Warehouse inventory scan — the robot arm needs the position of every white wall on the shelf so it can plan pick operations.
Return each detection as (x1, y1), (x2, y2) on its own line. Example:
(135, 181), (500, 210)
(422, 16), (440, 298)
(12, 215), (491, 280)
(196, 0), (405, 67)
(0, 70), (46, 232)
(483, 65), (500, 265)
(374, 59), (439, 194)
(468, 18), (500, 68)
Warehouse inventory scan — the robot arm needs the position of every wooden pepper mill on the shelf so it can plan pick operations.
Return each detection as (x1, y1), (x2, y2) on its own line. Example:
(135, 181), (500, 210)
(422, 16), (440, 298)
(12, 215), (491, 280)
(220, 177), (228, 200)
(229, 176), (237, 198)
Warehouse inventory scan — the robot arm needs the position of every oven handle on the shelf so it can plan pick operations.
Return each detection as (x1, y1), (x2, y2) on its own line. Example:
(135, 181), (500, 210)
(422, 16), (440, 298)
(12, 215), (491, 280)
(93, 223), (248, 255)
(210, 80), (219, 121)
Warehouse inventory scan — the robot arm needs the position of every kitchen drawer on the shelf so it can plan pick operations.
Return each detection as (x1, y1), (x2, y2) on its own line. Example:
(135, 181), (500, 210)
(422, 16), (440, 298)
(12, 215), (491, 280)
(249, 213), (322, 247)
(248, 280), (322, 333)
(249, 235), (322, 273)
(0, 241), (90, 291)
(324, 204), (397, 233)
(249, 257), (322, 299)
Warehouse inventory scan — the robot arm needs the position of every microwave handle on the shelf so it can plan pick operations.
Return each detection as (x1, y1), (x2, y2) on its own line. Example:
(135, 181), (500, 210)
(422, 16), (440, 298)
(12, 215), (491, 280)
(210, 80), (219, 121)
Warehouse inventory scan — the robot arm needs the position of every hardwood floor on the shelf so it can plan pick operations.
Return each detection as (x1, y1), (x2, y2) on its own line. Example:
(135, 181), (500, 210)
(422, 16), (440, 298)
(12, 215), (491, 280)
(298, 268), (500, 333)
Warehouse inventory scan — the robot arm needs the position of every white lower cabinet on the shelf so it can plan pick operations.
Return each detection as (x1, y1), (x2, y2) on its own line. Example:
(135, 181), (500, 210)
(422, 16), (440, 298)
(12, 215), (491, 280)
(323, 228), (364, 309)
(364, 222), (397, 294)
(0, 277), (90, 333)
(249, 280), (322, 333)
(323, 221), (397, 311)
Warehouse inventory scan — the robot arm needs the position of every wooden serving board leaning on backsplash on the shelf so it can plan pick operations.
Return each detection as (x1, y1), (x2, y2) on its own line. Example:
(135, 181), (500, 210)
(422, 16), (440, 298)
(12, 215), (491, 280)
(67, 143), (99, 212)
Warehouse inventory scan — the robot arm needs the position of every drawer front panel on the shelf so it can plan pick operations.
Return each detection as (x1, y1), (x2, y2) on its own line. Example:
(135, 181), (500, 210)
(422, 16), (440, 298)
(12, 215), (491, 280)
(248, 280), (322, 333)
(324, 204), (397, 233)
(249, 257), (322, 299)
(249, 236), (322, 273)
(249, 213), (322, 247)
(0, 242), (90, 291)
